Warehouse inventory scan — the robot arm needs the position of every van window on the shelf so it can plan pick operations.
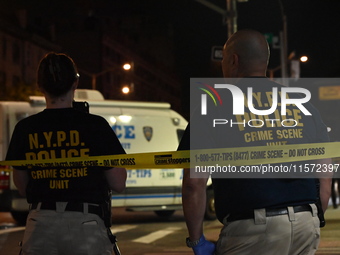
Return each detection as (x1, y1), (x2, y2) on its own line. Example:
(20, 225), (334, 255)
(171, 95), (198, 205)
(177, 129), (185, 143)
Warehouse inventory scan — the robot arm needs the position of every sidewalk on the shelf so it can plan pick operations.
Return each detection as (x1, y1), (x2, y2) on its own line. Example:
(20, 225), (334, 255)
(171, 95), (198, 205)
(317, 207), (340, 254)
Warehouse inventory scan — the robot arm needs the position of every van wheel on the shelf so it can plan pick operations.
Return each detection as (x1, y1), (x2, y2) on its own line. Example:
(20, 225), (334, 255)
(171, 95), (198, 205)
(204, 189), (216, 220)
(11, 211), (28, 226)
(154, 210), (175, 218)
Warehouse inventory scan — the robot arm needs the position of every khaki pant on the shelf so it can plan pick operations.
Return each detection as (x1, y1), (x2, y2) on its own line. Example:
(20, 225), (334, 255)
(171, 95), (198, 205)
(21, 202), (113, 255)
(216, 204), (320, 255)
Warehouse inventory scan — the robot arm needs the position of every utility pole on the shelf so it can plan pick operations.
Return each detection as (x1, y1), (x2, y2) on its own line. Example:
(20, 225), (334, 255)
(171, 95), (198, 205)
(226, 0), (238, 38)
(194, 0), (247, 62)
(78, 68), (115, 90)
(195, 0), (247, 38)
(278, 0), (288, 81)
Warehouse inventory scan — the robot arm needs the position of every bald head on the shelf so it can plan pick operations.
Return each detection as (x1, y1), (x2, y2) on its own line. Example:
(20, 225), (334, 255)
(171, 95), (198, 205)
(222, 29), (270, 77)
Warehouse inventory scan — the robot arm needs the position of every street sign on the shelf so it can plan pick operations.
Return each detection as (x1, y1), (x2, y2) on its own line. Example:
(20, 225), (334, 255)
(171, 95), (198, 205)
(264, 33), (273, 44)
(264, 33), (280, 49)
(211, 46), (223, 61)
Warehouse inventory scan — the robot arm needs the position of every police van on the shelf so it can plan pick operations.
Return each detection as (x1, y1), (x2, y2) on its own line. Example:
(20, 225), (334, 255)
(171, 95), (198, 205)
(0, 90), (215, 224)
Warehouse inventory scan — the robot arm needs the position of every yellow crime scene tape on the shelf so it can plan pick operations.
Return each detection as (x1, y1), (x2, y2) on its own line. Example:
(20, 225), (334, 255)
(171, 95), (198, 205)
(1, 142), (340, 171)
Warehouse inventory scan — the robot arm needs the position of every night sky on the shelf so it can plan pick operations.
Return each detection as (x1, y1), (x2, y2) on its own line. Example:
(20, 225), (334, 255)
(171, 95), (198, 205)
(2, 0), (340, 103)
(2, 0), (340, 134)
(107, 0), (340, 83)
(146, 0), (340, 113)
(169, 0), (340, 79)
(3, 0), (340, 78)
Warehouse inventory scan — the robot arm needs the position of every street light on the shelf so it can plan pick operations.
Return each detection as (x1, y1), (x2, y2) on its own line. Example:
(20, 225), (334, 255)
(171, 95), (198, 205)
(269, 54), (309, 80)
(78, 61), (135, 90)
(300, 56), (308, 62)
(122, 62), (134, 94)
(122, 86), (130, 94)
(123, 63), (132, 71)
(78, 67), (117, 90)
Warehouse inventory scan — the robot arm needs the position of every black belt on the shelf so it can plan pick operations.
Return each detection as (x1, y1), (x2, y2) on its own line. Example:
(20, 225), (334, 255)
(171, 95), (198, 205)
(30, 202), (103, 217)
(226, 205), (312, 222)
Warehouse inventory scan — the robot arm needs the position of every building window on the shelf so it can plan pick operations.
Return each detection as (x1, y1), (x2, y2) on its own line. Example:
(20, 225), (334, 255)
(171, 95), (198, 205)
(2, 38), (6, 60)
(12, 42), (20, 64)
(0, 71), (6, 85)
(12, 75), (20, 86)
(26, 45), (31, 67)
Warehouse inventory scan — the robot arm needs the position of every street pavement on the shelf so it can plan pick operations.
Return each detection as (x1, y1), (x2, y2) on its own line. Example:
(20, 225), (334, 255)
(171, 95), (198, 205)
(317, 207), (340, 255)
(1, 206), (339, 254)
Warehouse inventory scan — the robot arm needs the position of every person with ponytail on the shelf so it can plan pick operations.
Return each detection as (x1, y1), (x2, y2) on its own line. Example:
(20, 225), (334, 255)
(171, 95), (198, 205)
(6, 52), (127, 255)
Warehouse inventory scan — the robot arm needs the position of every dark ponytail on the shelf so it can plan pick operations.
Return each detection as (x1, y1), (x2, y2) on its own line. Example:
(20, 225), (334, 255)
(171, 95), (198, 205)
(37, 52), (79, 97)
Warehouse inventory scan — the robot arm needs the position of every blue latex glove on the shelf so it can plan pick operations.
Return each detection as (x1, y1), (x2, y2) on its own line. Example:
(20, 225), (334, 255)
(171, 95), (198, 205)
(192, 235), (216, 255)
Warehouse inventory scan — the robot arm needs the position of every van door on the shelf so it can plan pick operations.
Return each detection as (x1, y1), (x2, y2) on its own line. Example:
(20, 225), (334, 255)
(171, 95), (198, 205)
(111, 107), (183, 208)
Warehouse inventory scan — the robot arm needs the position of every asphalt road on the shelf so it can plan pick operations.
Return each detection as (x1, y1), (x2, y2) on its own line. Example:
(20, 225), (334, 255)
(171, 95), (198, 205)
(316, 207), (340, 255)
(0, 207), (339, 255)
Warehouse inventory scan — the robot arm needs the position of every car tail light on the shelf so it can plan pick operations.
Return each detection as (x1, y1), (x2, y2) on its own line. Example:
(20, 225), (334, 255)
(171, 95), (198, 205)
(0, 168), (10, 190)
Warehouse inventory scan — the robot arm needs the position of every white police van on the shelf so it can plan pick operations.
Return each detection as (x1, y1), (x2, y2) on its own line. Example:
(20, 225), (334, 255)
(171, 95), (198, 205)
(0, 90), (216, 224)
